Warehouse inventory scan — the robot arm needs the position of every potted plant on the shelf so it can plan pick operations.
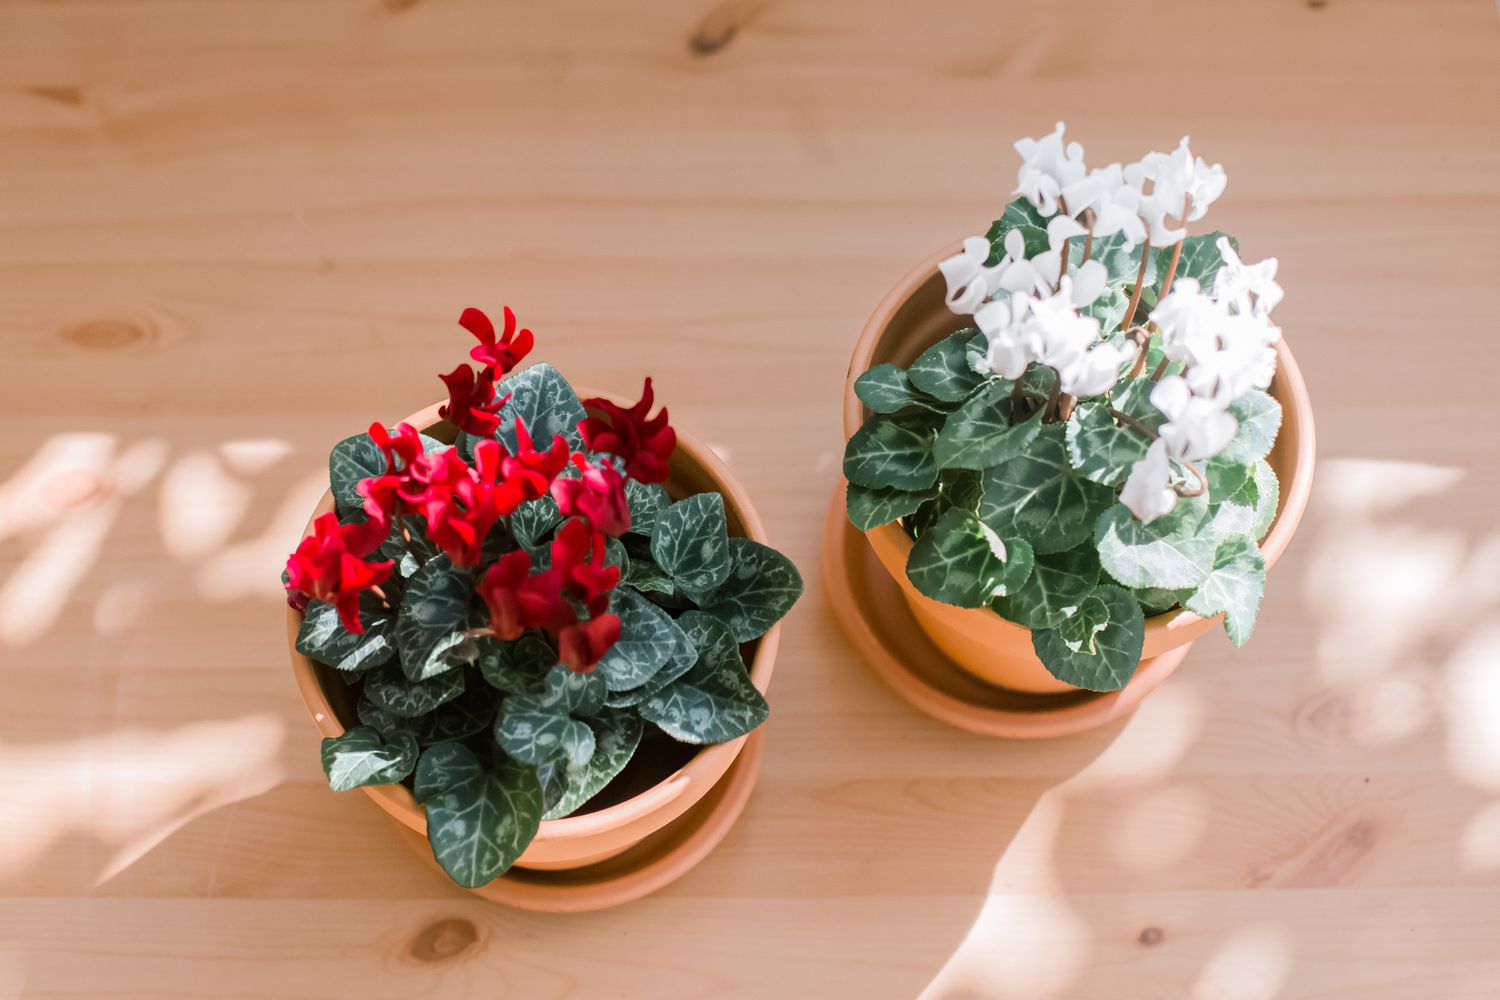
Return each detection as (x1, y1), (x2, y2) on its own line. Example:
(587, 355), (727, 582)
(840, 123), (1313, 698)
(285, 306), (802, 892)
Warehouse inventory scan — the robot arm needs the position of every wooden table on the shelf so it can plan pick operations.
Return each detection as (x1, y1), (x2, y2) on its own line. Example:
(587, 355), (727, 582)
(3, 1), (1498, 996)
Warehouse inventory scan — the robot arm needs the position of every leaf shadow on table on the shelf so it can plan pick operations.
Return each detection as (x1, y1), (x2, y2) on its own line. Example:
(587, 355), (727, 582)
(916, 457), (1500, 1000)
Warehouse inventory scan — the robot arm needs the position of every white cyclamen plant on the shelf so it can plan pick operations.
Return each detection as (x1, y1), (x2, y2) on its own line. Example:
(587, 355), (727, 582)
(844, 123), (1285, 691)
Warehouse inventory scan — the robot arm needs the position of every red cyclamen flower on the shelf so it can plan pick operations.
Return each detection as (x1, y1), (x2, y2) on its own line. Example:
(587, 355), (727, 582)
(579, 377), (676, 485)
(503, 418), (572, 501)
(401, 440), (524, 567)
(550, 516), (621, 614)
(460, 306), (534, 377)
(551, 455), (631, 536)
(438, 364), (508, 438)
(558, 614), (622, 673)
(478, 549), (574, 640)
(284, 512), (394, 633)
(368, 421), (424, 474)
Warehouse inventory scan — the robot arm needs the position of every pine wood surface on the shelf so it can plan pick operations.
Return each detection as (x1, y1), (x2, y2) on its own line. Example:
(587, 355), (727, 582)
(2, 0), (1499, 996)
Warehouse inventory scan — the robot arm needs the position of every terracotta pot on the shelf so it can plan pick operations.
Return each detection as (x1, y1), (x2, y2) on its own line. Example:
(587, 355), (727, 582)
(842, 248), (1316, 695)
(288, 393), (781, 878)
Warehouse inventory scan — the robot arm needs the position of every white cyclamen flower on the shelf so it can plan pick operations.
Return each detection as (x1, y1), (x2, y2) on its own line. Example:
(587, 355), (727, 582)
(1056, 337), (1134, 397)
(1022, 283), (1128, 396)
(1149, 278), (1223, 366)
(939, 235), (1008, 315)
(1151, 375), (1238, 463)
(973, 294), (1037, 380)
(1213, 236), (1283, 317)
(1126, 136), (1227, 247)
(1014, 122), (1087, 217)
(1060, 163), (1147, 247)
(1182, 313), (1279, 404)
(1121, 439), (1179, 524)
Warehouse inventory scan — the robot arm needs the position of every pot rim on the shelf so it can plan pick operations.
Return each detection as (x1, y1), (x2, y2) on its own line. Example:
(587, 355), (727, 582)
(287, 386), (781, 842)
(843, 244), (1317, 639)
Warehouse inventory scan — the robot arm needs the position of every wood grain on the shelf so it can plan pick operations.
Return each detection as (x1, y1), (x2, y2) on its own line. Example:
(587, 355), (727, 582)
(2, 0), (1499, 996)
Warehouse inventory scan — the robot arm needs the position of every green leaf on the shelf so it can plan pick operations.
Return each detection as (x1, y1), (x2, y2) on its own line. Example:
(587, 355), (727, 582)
(477, 633), (553, 694)
(934, 383), (1043, 471)
(1064, 402), (1152, 487)
(1219, 390), (1282, 466)
(1208, 500), (1255, 541)
(843, 411), (940, 491)
(1082, 285), (1129, 335)
(908, 329), (987, 403)
(598, 589), (689, 691)
(1205, 456), (1252, 502)
(608, 610), (716, 708)
(1095, 496), (1217, 589)
(1112, 378), (1167, 434)
(1160, 232), (1237, 292)
(1251, 460), (1280, 538)
(356, 692), (405, 733)
(624, 557), (677, 595)
(625, 480), (672, 538)
(855, 364), (923, 414)
(1134, 586), (1184, 616)
(1070, 232), (1158, 288)
(846, 483), (934, 532)
(650, 492), (732, 597)
(320, 726), (418, 792)
(295, 596), (395, 673)
(412, 741), (483, 804)
(363, 661), (466, 718)
(905, 508), (1032, 608)
(1032, 584), (1145, 691)
(699, 538), (804, 642)
(496, 700), (596, 771)
(420, 683), (499, 745)
(986, 198), (1050, 259)
(426, 760), (543, 887)
(638, 631), (768, 745)
(1183, 536), (1266, 646)
(509, 495), (561, 549)
(978, 424), (1114, 555)
(543, 709), (644, 820)
(496, 363), (586, 453)
(395, 555), (473, 681)
(992, 543), (1100, 629)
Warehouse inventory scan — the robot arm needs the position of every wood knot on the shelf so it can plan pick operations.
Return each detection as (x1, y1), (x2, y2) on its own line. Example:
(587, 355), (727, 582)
(383, 0), (423, 11)
(60, 319), (152, 352)
(408, 917), (480, 963)
(24, 85), (84, 107)
(689, 0), (763, 56)
(1138, 926), (1165, 947)
(41, 469), (111, 510)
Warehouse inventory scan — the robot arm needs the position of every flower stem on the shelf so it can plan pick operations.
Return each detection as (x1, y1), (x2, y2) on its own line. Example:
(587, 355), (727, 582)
(1123, 245), (1152, 327)
(1108, 407), (1157, 440)
(1176, 461), (1208, 497)
(1082, 210), (1096, 263)
(1124, 325), (1152, 380)
(1155, 194), (1193, 305)
(1057, 394), (1077, 422)
(1150, 357), (1171, 381)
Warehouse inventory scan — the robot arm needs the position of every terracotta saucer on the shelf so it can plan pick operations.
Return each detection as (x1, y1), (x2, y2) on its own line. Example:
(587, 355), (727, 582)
(822, 493), (1191, 738)
(393, 728), (766, 912)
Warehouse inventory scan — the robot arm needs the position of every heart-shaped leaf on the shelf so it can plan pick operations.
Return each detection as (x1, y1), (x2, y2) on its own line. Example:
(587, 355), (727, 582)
(542, 709), (644, 820)
(425, 760), (543, 888)
(320, 726), (418, 792)
(855, 363), (931, 414)
(395, 555), (473, 681)
(992, 542), (1101, 630)
(412, 741), (484, 804)
(1183, 535), (1266, 646)
(908, 329), (987, 402)
(699, 538), (803, 642)
(905, 508), (1033, 607)
(846, 483), (934, 532)
(650, 492), (732, 597)
(843, 411), (940, 491)
(979, 424), (1113, 554)
(1095, 496), (1216, 589)
(362, 661), (466, 718)
(934, 383), (1043, 470)
(1064, 402), (1152, 487)
(598, 589), (691, 691)
(1218, 390), (1282, 466)
(1031, 584), (1145, 691)
(295, 595), (395, 673)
